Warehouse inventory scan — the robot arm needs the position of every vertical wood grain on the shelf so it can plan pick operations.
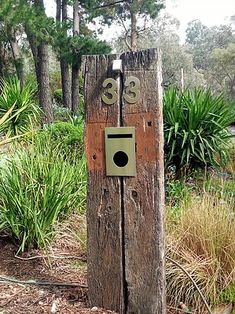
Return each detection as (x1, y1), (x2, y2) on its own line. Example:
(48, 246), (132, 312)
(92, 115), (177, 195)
(85, 54), (124, 312)
(85, 49), (165, 314)
(121, 49), (166, 314)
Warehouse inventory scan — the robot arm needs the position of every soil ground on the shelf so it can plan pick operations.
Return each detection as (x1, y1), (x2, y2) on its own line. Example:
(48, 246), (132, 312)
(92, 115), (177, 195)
(0, 215), (117, 314)
(0, 213), (181, 314)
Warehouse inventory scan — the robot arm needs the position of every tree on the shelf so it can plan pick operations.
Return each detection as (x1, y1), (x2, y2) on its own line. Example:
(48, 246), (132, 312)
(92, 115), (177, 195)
(186, 19), (234, 71)
(92, 0), (165, 51)
(71, 0), (80, 113)
(112, 13), (205, 89)
(0, 0), (54, 123)
(0, 1), (25, 85)
(24, 0), (54, 123)
(0, 0), (111, 120)
(52, 0), (112, 114)
(209, 43), (235, 100)
(185, 19), (235, 100)
(7, 26), (25, 87)
(56, 0), (72, 110)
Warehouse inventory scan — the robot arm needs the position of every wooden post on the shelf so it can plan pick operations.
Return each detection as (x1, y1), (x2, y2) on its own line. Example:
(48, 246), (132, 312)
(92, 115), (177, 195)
(85, 49), (165, 314)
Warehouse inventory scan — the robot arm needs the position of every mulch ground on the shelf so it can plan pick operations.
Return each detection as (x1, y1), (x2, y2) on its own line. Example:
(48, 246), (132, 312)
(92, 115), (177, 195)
(0, 214), (180, 314)
(0, 214), (117, 314)
(0, 240), (117, 314)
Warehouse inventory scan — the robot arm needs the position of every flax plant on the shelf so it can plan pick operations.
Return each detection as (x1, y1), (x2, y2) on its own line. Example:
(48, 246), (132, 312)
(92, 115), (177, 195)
(0, 139), (86, 253)
(0, 77), (40, 137)
(164, 88), (234, 177)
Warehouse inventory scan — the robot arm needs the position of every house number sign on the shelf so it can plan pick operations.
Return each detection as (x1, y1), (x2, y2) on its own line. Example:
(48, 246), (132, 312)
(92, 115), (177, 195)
(101, 76), (140, 105)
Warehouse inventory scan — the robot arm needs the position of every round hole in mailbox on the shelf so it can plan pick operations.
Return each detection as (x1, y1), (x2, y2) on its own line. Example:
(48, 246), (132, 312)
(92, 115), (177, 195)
(113, 151), (128, 167)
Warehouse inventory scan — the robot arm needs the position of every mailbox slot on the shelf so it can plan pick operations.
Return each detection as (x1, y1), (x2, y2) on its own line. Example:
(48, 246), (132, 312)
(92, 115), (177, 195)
(105, 127), (136, 176)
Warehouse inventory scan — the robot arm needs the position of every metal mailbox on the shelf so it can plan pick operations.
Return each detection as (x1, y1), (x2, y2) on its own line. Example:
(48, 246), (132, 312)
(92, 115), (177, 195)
(105, 127), (136, 176)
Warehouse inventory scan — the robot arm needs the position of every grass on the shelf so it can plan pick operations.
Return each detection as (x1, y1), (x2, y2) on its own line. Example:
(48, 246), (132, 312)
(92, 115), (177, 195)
(166, 180), (235, 311)
(0, 139), (86, 253)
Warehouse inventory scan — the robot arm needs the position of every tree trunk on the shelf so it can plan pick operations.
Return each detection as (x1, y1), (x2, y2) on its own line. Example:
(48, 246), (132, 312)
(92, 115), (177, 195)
(25, 0), (53, 124)
(130, 10), (137, 51)
(229, 75), (235, 100)
(0, 43), (4, 79)
(8, 27), (25, 87)
(180, 68), (184, 91)
(61, 0), (71, 109)
(56, 0), (61, 21)
(61, 61), (71, 109)
(37, 42), (54, 124)
(24, 25), (40, 87)
(56, 0), (71, 109)
(71, 0), (80, 114)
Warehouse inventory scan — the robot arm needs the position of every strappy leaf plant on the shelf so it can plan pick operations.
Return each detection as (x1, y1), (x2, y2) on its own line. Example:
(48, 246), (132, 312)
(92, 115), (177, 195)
(0, 105), (26, 146)
(164, 88), (234, 176)
(0, 77), (40, 137)
(0, 138), (86, 253)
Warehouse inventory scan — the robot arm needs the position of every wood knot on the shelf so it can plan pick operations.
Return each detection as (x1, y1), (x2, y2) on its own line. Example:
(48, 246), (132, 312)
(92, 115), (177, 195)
(132, 190), (138, 199)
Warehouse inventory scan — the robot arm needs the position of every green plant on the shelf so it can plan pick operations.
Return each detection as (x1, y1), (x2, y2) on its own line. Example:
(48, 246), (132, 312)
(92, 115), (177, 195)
(166, 179), (194, 219)
(219, 282), (235, 303)
(0, 141), (86, 253)
(39, 121), (84, 159)
(0, 105), (15, 145)
(0, 77), (40, 136)
(53, 89), (63, 106)
(164, 88), (234, 177)
(53, 104), (72, 122)
(69, 114), (83, 126)
(0, 105), (29, 146)
(203, 174), (235, 201)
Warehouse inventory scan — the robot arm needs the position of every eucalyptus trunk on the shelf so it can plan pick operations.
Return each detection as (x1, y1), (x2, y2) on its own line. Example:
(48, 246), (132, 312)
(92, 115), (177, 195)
(8, 27), (24, 87)
(130, 10), (137, 51)
(24, 25), (40, 87)
(25, 0), (53, 124)
(0, 44), (4, 78)
(71, 0), (80, 114)
(57, 0), (71, 109)
(37, 42), (54, 124)
(56, 0), (61, 21)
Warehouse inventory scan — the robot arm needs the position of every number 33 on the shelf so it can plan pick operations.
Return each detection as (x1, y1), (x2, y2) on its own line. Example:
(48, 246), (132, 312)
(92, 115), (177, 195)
(101, 76), (140, 105)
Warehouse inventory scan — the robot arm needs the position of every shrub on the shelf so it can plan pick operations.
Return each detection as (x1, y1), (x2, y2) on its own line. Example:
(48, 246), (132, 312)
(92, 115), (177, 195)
(0, 141), (86, 253)
(38, 121), (84, 159)
(164, 88), (234, 177)
(0, 77), (40, 136)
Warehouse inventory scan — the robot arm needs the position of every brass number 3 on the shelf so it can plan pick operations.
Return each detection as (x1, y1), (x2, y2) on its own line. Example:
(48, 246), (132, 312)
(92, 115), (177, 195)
(101, 78), (118, 105)
(102, 76), (140, 105)
(124, 76), (140, 104)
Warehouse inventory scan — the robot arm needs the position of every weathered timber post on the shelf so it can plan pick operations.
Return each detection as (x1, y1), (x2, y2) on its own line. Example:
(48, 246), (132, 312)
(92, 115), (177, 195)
(85, 49), (165, 314)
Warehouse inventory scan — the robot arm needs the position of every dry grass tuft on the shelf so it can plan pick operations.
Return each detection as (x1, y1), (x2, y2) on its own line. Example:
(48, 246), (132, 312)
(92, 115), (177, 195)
(166, 191), (235, 312)
(51, 213), (87, 258)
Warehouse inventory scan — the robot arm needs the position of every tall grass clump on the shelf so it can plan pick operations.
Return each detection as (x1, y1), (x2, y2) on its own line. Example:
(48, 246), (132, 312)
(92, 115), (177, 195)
(0, 139), (86, 253)
(0, 77), (39, 137)
(164, 88), (234, 177)
(166, 189), (235, 311)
